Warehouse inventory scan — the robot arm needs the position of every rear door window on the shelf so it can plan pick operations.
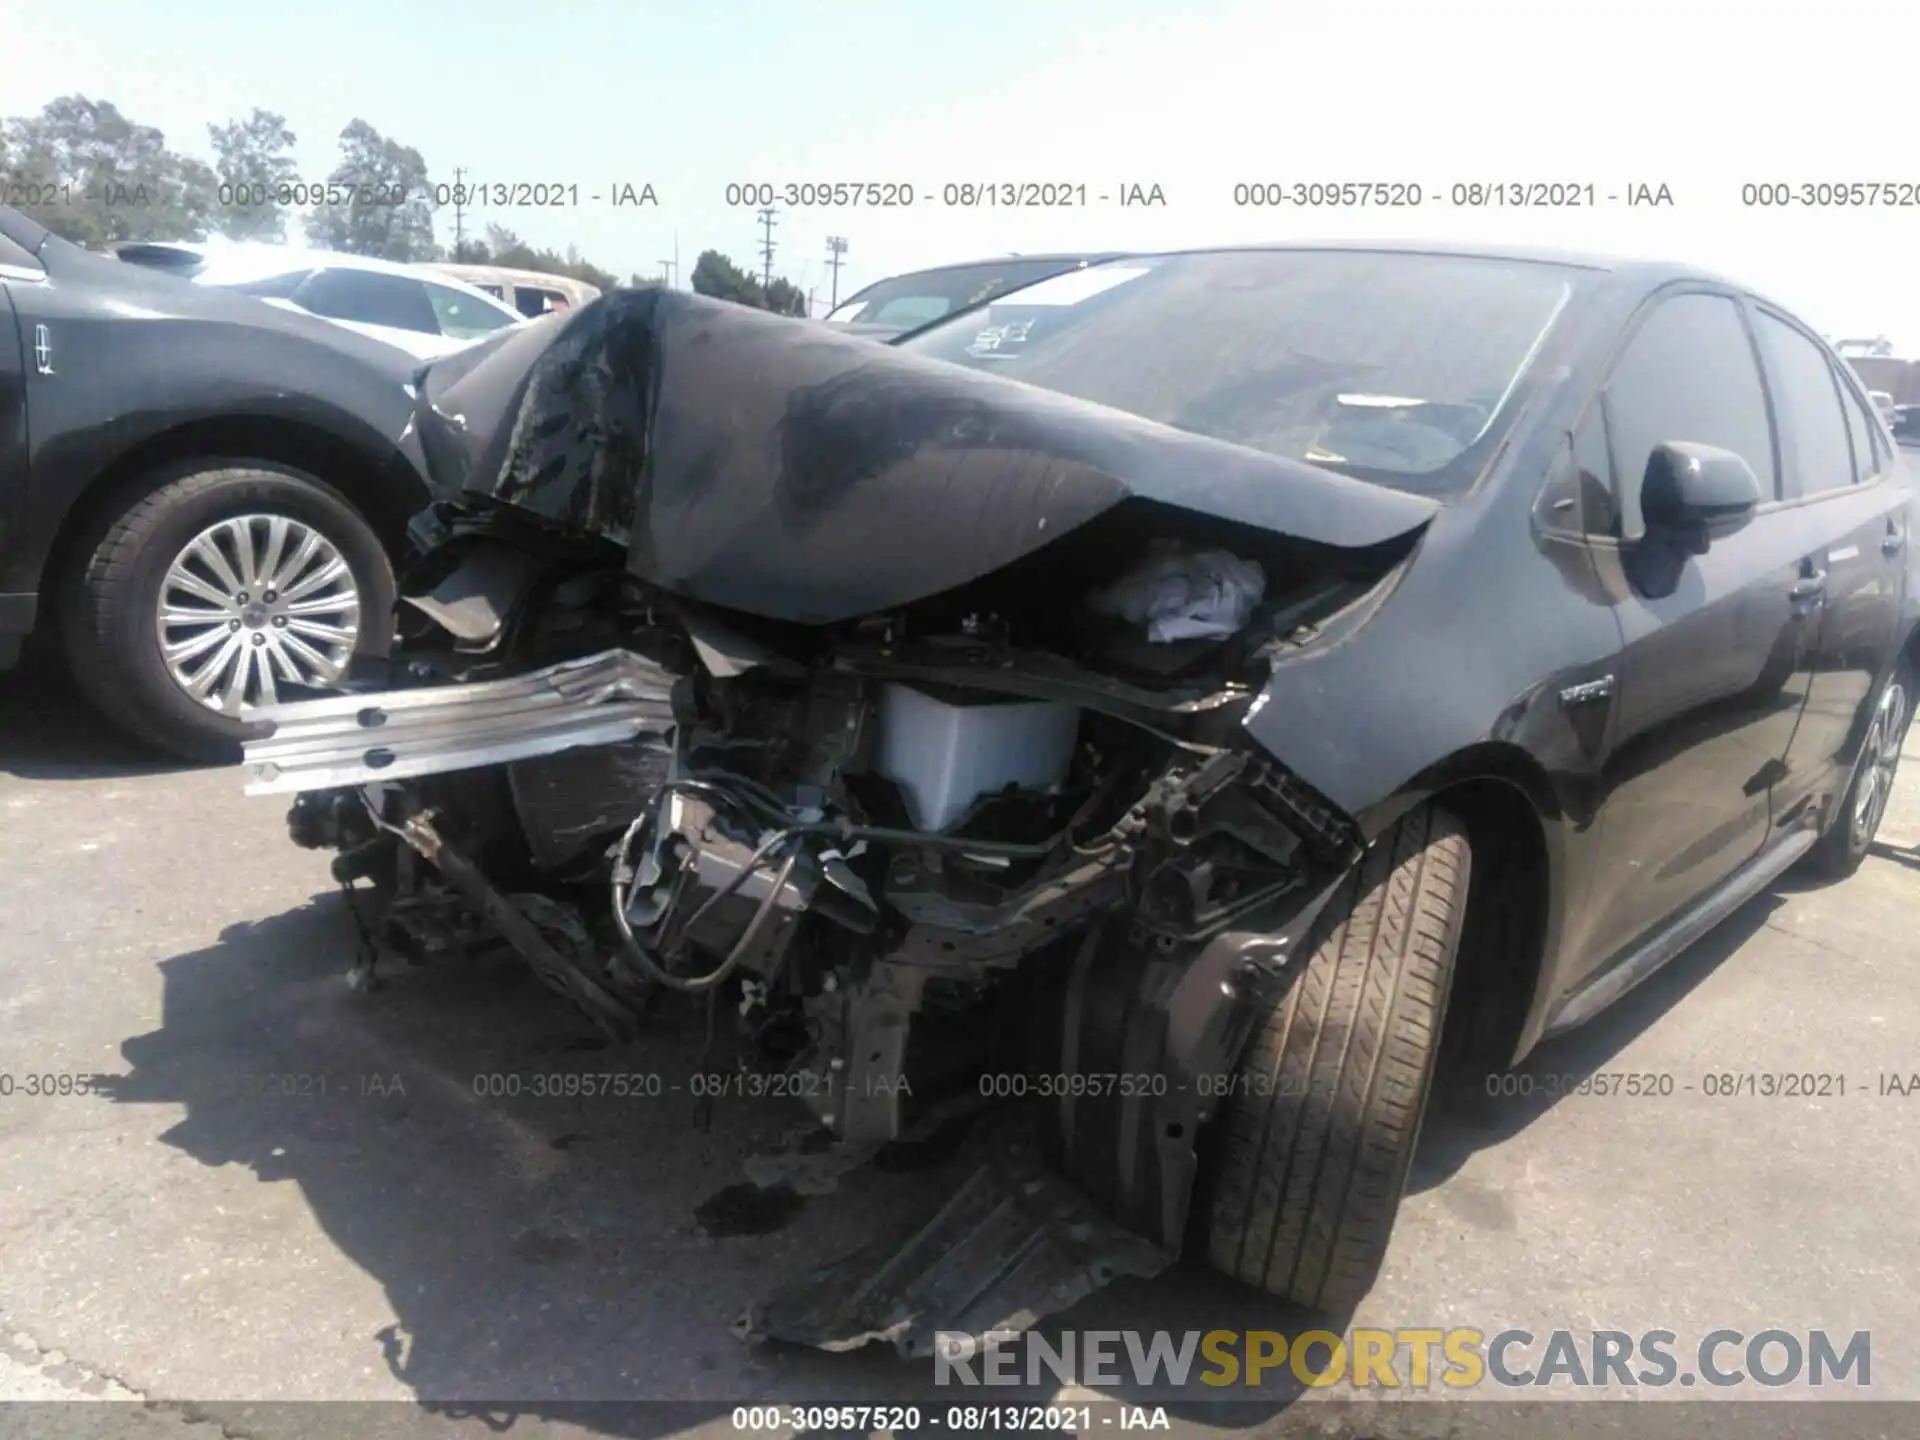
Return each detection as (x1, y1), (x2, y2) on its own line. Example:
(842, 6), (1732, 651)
(294, 269), (440, 335)
(1834, 369), (1886, 482)
(425, 282), (518, 339)
(1753, 311), (1856, 499)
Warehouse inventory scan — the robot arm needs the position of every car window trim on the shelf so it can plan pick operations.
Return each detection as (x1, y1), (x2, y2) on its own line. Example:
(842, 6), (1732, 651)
(1545, 282), (1784, 538)
(1749, 301), (1875, 502)
(1832, 363), (1878, 486)
(1530, 398), (1618, 541)
(1828, 348), (1894, 482)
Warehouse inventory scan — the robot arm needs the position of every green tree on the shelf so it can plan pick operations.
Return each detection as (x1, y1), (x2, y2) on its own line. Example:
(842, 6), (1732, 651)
(1, 95), (215, 246)
(763, 276), (809, 317)
(473, 225), (619, 292)
(206, 108), (298, 240)
(691, 249), (764, 306)
(690, 250), (812, 314)
(303, 118), (435, 259)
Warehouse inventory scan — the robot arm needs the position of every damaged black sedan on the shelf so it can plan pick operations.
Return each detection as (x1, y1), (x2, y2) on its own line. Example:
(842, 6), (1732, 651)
(240, 245), (1919, 1353)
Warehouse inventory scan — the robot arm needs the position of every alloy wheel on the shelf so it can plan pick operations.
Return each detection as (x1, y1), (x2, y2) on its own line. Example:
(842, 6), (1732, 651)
(1851, 678), (1908, 851)
(154, 513), (361, 715)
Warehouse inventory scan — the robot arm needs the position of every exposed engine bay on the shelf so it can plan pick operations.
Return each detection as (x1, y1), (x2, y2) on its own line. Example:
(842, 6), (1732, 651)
(241, 288), (1436, 1355)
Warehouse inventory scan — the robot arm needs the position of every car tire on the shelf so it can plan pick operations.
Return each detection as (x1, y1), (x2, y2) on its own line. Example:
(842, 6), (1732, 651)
(1806, 656), (1913, 880)
(1201, 801), (1471, 1312)
(61, 462), (395, 764)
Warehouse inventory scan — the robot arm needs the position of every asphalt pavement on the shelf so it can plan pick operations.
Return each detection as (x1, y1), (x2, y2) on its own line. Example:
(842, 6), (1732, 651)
(2, 652), (1918, 1440)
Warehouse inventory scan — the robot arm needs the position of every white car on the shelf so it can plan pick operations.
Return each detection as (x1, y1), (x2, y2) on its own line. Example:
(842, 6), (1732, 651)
(116, 239), (529, 359)
(193, 248), (527, 360)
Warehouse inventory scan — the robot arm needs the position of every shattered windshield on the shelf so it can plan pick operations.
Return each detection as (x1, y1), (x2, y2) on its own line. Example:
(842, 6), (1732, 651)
(896, 249), (1580, 496)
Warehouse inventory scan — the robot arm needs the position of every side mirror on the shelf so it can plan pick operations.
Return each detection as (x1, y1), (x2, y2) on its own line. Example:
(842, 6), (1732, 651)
(1640, 442), (1763, 546)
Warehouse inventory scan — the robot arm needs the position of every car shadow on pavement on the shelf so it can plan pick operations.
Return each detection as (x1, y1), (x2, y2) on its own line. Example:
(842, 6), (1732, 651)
(0, 651), (200, 781)
(1410, 889), (1783, 1196)
(95, 892), (1328, 1432)
(1868, 838), (1920, 873)
(91, 876), (1815, 1433)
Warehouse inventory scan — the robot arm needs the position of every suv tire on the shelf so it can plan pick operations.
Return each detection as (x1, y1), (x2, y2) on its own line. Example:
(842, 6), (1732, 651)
(62, 461), (394, 763)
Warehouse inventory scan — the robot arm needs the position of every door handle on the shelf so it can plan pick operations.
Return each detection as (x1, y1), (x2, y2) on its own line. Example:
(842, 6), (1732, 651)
(1788, 570), (1827, 602)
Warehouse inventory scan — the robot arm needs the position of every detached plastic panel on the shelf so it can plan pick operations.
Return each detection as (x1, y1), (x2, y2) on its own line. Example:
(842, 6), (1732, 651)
(875, 683), (1081, 832)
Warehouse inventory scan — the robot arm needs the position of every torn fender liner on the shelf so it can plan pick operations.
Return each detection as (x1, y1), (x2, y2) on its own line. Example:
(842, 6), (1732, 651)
(415, 289), (1442, 626)
(735, 1141), (1173, 1357)
(399, 542), (545, 648)
(241, 648), (678, 795)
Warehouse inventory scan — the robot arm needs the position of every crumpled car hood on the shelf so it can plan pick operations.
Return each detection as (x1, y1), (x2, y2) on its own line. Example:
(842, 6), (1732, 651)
(414, 288), (1442, 625)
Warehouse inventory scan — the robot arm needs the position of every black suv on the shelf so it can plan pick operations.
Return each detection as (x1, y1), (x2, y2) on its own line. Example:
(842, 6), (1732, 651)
(0, 206), (431, 759)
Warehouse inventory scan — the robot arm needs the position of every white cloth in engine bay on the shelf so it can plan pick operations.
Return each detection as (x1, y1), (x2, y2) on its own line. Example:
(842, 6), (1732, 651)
(1087, 542), (1267, 643)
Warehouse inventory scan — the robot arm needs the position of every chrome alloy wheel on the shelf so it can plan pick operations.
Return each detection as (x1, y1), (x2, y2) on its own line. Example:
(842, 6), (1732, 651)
(154, 514), (361, 714)
(1851, 677), (1908, 851)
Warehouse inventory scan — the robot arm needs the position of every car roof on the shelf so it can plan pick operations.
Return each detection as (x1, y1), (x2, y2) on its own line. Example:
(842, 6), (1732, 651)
(189, 243), (522, 314)
(428, 263), (600, 296)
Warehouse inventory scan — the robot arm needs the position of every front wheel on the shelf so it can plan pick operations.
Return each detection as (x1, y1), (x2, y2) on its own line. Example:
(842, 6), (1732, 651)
(1806, 657), (1912, 879)
(1200, 801), (1471, 1312)
(62, 462), (395, 763)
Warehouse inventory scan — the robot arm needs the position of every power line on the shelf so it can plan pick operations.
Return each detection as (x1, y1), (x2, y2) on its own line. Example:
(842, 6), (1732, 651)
(756, 206), (778, 289)
(826, 235), (848, 309)
(450, 166), (468, 259)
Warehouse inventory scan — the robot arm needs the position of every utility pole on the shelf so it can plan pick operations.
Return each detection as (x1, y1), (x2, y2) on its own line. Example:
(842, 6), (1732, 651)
(657, 257), (677, 288)
(450, 165), (468, 260)
(756, 206), (778, 289)
(826, 235), (848, 309)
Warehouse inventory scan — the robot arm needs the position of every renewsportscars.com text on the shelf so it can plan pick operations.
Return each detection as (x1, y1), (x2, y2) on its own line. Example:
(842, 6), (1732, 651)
(934, 1327), (1871, 1390)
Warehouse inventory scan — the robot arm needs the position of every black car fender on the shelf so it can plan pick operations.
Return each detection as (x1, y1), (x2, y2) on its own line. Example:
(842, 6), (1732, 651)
(1, 230), (429, 603)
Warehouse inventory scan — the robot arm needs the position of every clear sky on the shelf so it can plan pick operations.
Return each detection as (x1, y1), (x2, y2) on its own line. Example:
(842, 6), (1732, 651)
(6, 0), (1920, 343)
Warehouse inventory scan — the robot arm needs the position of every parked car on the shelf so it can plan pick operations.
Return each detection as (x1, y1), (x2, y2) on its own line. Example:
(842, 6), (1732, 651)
(190, 249), (528, 361)
(241, 245), (1917, 1356)
(0, 205), (433, 759)
(423, 263), (601, 318)
(821, 251), (1124, 338)
(113, 239), (529, 361)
